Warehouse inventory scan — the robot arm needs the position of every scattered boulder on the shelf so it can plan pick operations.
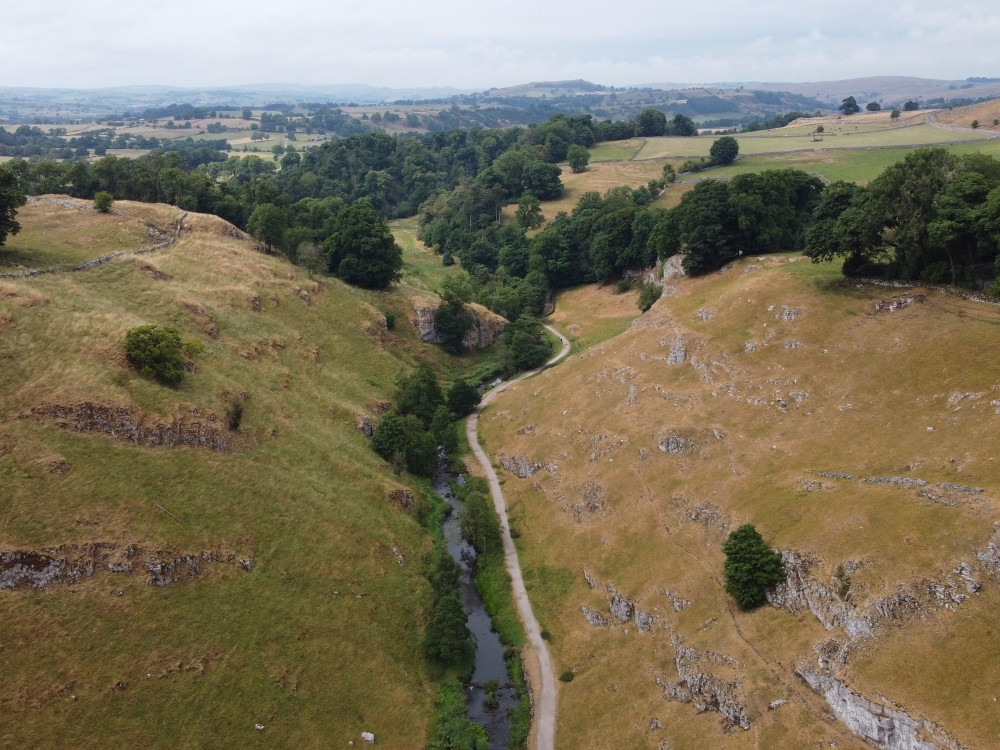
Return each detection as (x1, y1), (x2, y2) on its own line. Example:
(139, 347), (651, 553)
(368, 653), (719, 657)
(499, 455), (541, 478)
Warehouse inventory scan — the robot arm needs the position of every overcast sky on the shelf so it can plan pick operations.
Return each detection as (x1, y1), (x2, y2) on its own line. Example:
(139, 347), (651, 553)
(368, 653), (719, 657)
(3, 0), (999, 90)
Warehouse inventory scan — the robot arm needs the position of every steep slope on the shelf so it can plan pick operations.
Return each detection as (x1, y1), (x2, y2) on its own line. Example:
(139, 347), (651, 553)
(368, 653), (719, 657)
(478, 257), (1000, 749)
(0, 198), (441, 748)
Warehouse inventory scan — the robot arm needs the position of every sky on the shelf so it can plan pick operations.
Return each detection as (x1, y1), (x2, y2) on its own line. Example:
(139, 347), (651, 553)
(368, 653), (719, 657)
(2, 0), (999, 90)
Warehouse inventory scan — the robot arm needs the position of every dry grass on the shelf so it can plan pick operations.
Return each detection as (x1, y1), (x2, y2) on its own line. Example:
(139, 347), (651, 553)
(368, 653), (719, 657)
(542, 161), (667, 221)
(933, 100), (1000, 131)
(0, 197), (177, 271)
(479, 255), (1000, 748)
(0, 203), (492, 747)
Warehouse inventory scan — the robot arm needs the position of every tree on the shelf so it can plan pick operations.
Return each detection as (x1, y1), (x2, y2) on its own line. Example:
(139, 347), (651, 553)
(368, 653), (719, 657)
(839, 96), (861, 115)
(903, 100), (920, 111)
(394, 363), (444, 427)
(567, 144), (590, 173)
(124, 325), (186, 385)
(866, 101), (881, 112)
(722, 524), (785, 609)
(247, 202), (286, 253)
(515, 193), (544, 230)
(636, 108), (667, 137)
(323, 198), (402, 289)
(435, 298), (473, 354)
(890, 109), (901, 121)
(93, 191), (114, 213)
(0, 163), (27, 248)
(447, 380), (481, 417)
(709, 136), (739, 166)
(667, 113), (698, 137)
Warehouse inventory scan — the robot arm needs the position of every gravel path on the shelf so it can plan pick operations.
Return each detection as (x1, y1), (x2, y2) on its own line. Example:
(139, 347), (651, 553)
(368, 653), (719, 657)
(466, 325), (570, 750)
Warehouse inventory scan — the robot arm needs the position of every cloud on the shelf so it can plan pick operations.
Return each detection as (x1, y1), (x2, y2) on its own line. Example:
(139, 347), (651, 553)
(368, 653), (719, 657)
(2, 0), (998, 88)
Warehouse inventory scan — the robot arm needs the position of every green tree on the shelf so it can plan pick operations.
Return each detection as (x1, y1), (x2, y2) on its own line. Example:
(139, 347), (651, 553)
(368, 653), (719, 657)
(423, 593), (474, 671)
(515, 193), (544, 230)
(93, 191), (114, 213)
(890, 109), (901, 121)
(839, 96), (861, 115)
(636, 108), (667, 137)
(447, 380), (481, 417)
(0, 163), (27, 248)
(124, 325), (186, 385)
(666, 113), (698, 136)
(567, 144), (590, 173)
(323, 198), (403, 289)
(722, 524), (785, 609)
(866, 101), (881, 112)
(903, 100), (920, 111)
(394, 363), (444, 427)
(709, 136), (739, 166)
(435, 298), (474, 354)
(247, 202), (286, 253)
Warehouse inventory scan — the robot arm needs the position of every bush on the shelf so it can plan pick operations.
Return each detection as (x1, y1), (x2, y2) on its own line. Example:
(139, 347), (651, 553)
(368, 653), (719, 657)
(93, 191), (114, 213)
(383, 310), (396, 330)
(227, 401), (243, 431)
(559, 670), (575, 683)
(124, 325), (185, 385)
(722, 524), (785, 609)
(637, 282), (662, 312)
(616, 278), (634, 293)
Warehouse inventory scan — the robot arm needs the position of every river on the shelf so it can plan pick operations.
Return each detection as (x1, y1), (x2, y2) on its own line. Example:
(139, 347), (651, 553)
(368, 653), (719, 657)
(434, 470), (519, 749)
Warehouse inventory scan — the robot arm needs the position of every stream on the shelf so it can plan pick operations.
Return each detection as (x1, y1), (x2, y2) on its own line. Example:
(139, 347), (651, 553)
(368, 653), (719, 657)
(433, 469), (519, 749)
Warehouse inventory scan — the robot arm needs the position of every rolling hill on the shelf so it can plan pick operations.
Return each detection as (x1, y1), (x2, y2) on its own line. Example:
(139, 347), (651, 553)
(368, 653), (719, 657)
(478, 257), (1000, 749)
(0, 197), (459, 748)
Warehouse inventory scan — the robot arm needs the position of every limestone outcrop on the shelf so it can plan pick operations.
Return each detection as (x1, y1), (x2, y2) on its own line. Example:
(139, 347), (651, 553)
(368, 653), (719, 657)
(409, 301), (507, 350)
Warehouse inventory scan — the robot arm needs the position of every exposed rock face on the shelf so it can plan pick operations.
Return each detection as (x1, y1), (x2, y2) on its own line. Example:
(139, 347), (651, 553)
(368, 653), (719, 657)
(797, 668), (966, 750)
(499, 455), (541, 478)
(0, 544), (251, 589)
(409, 302), (507, 350)
(27, 402), (232, 451)
(663, 638), (750, 730)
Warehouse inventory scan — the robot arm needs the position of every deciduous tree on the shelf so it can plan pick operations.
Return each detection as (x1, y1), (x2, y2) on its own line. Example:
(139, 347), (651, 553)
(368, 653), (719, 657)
(722, 524), (785, 609)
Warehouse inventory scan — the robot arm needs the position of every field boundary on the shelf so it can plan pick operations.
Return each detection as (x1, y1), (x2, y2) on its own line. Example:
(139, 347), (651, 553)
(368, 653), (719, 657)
(0, 203), (187, 279)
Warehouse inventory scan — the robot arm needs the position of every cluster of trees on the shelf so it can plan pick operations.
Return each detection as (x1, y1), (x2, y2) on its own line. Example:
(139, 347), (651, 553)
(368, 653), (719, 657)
(655, 169), (825, 275)
(371, 364), (481, 476)
(805, 147), (1000, 287)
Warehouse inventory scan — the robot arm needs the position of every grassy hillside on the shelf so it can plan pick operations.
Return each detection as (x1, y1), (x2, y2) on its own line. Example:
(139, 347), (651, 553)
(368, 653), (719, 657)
(0, 198), (472, 748)
(478, 259), (1000, 749)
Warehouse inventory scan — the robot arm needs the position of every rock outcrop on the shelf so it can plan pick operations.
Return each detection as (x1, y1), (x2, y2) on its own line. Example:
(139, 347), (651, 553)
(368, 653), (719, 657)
(659, 637), (750, 730)
(26, 402), (233, 451)
(409, 301), (507, 350)
(0, 544), (251, 589)
(797, 668), (966, 750)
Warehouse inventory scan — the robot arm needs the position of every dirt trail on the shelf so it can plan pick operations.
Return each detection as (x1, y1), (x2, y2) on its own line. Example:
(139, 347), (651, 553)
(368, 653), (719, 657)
(466, 325), (570, 750)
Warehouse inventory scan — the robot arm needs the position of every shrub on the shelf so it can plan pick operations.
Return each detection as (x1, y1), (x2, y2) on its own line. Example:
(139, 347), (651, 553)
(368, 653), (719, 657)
(93, 191), (114, 213)
(637, 282), (662, 312)
(559, 670), (575, 683)
(383, 310), (396, 330)
(722, 524), (785, 609)
(616, 278), (634, 293)
(227, 401), (243, 431)
(124, 325), (185, 385)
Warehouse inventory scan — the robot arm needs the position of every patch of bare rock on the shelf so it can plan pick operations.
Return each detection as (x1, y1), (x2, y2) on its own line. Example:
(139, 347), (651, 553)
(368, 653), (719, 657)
(0, 543), (252, 590)
(26, 402), (234, 451)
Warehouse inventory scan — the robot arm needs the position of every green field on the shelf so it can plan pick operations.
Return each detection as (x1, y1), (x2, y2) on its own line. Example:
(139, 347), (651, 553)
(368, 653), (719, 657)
(633, 124), (997, 162)
(588, 139), (644, 161)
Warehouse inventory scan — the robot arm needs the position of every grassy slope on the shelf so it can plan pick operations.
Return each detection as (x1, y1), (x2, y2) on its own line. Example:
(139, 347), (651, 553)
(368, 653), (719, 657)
(0, 200), (470, 748)
(479, 258), (1000, 749)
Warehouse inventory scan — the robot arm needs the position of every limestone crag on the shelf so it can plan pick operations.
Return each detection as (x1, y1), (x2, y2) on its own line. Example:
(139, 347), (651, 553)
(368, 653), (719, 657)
(665, 637), (750, 730)
(768, 549), (984, 637)
(797, 667), (967, 750)
(499, 455), (542, 478)
(27, 402), (232, 451)
(409, 301), (507, 350)
(0, 543), (251, 589)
